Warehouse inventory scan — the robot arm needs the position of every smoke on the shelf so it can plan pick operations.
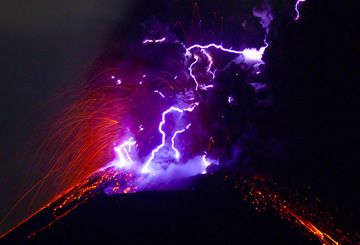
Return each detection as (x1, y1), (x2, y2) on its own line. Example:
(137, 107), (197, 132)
(101, 3), (278, 193)
(252, 1), (273, 35)
(0, 0), (314, 237)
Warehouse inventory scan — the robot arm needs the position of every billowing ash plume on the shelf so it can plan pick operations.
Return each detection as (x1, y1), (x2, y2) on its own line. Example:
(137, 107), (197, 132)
(3, 2), (340, 242)
(96, 0), (283, 194)
(252, 1), (273, 36)
(2, 1), (309, 218)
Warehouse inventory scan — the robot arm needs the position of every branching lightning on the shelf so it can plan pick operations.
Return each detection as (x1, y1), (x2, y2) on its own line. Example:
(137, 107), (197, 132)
(111, 137), (136, 169)
(141, 105), (197, 174)
(2, 2), (353, 244)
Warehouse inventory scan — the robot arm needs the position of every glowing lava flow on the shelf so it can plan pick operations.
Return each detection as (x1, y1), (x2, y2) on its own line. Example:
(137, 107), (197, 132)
(3, 2), (356, 244)
(232, 176), (348, 245)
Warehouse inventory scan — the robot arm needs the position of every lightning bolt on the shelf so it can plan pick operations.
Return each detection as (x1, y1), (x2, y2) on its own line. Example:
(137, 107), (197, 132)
(141, 104), (197, 174)
(142, 37), (167, 44)
(185, 43), (267, 90)
(294, 0), (306, 21)
(111, 137), (136, 169)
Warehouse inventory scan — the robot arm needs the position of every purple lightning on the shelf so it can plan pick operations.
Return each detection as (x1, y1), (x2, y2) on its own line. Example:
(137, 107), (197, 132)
(294, 0), (306, 21)
(201, 154), (211, 174)
(200, 49), (216, 90)
(110, 137), (136, 169)
(110, 1), (281, 184)
(154, 90), (166, 98)
(185, 43), (267, 90)
(186, 43), (245, 55)
(171, 123), (192, 160)
(108, 0), (306, 181)
(141, 104), (197, 174)
(117, 3), (276, 176)
(188, 54), (200, 90)
(142, 37), (167, 44)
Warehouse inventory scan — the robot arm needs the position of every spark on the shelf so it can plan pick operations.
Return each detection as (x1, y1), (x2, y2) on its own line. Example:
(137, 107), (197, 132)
(235, 177), (343, 245)
(3, 4), (350, 243)
(142, 37), (166, 44)
(228, 96), (235, 104)
(200, 84), (214, 90)
(154, 90), (165, 98)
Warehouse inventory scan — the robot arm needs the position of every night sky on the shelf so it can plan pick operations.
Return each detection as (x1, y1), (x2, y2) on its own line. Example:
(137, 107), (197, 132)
(0, 0), (358, 239)
(0, 0), (134, 234)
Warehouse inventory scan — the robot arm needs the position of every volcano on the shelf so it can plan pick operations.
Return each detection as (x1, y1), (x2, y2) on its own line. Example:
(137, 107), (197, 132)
(2, 171), (319, 244)
(0, 1), (357, 244)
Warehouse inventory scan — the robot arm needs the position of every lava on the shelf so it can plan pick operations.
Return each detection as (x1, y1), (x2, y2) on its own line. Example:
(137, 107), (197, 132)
(232, 176), (355, 244)
(2, 168), (353, 244)
(1, 1), (355, 244)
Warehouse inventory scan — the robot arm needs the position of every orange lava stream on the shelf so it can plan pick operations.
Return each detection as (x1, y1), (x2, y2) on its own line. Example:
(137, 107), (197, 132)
(232, 176), (357, 245)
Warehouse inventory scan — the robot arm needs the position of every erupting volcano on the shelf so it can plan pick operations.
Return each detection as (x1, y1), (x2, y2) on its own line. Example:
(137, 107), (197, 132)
(0, 1), (358, 244)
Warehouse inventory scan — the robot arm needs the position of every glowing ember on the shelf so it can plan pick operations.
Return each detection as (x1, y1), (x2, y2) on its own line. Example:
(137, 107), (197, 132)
(1, 2), (355, 244)
(142, 37), (167, 44)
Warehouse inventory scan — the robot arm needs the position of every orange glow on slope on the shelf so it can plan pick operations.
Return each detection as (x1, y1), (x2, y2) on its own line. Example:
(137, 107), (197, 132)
(0, 68), (183, 236)
(232, 176), (356, 245)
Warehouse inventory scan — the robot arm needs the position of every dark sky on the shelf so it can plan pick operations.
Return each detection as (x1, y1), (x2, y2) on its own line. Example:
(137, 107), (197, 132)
(0, 0), (135, 234)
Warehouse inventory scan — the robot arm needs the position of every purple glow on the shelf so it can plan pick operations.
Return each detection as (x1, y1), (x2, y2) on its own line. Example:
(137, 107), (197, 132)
(201, 49), (215, 78)
(188, 55), (200, 90)
(242, 47), (266, 63)
(111, 137), (136, 169)
(201, 154), (211, 174)
(104, 0), (304, 190)
(141, 105), (197, 174)
(294, 0), (306, 21)
(228, 96), (235, 104)
(186, 43), (245, 55)
(154, 90), (165, 98)
(185, 43), (267, 83)
(142, 37), (166, 44)
(171, 123), (191, 160)
(202, 84), (214, 90)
